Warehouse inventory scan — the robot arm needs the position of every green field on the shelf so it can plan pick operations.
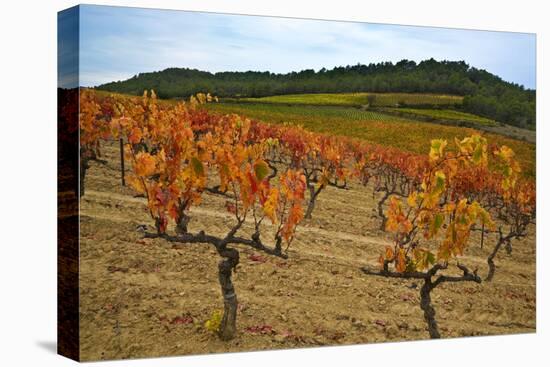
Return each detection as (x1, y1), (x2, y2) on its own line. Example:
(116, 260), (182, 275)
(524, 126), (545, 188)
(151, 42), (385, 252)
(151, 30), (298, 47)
(229, 92), (463, 107)
(384, 107), (497, 126)
(209, 103), (416, 123)
(205, 102), (535, 178)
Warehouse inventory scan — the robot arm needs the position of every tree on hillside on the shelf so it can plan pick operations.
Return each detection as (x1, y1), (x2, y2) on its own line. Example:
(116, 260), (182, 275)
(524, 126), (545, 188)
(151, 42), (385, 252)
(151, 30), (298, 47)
(96, 59), (536, 129)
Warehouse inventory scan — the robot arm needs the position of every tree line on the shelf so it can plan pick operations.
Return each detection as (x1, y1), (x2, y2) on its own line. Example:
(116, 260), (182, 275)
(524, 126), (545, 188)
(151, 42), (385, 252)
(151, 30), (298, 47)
(96, 59), (535, 129)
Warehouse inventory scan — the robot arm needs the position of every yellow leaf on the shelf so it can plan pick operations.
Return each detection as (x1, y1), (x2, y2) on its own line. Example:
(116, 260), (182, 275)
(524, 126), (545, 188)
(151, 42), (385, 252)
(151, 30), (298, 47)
(407, 192), (418, 207)
(127, 175), (145, 194)
(263, 188), (279, 223)
(429, 139), (447, 162)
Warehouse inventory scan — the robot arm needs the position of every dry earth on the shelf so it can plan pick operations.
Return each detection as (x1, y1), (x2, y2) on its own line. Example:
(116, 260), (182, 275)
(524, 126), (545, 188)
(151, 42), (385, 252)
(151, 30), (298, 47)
(79, 140), (536, 361)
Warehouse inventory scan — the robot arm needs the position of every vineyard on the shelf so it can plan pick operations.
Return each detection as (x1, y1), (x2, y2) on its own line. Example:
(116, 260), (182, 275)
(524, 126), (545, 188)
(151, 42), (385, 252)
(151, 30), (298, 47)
(77, 89), (535, 360)
(230, 92), (463, 107)
(382, 108), (498, 126)
(205, 102), (536, 178)
(209, 102), (413, 121)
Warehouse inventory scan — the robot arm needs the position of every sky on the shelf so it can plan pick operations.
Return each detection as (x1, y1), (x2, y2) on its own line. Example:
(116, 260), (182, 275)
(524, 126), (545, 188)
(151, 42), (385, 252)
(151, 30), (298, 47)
(60, 4), (536, 89)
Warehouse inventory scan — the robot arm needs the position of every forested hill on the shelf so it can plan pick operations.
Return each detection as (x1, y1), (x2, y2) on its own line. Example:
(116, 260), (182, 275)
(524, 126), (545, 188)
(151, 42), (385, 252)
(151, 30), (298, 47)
(96, 59), (536, 128)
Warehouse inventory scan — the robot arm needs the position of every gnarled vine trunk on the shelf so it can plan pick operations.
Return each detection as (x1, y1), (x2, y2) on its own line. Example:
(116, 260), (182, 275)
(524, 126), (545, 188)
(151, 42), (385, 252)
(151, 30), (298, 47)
(305, 194), (316, 220)
(217, 247), (240, 340)
(377, 191), (391, 230)
(420, 280), (440, 338)
(305, 182), (321, 219)
(486, 239), (503, 282)
(362, 263), (481, 339)
(175, 209), (191, 235)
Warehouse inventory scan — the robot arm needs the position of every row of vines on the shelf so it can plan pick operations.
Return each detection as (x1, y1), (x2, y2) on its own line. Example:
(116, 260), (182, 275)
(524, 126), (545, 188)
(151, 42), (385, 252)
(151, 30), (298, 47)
(77, 89), (535, 341)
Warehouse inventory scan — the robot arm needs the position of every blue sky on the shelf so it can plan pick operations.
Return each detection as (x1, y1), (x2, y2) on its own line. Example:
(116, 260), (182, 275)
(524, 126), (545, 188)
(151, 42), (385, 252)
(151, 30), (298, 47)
(72, 5), (536, 89)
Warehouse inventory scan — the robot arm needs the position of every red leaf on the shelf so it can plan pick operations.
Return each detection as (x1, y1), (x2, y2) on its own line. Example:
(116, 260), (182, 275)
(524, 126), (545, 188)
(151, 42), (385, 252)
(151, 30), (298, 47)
(170, 315), (194, 325)
(245, 325), (274, 334)
(248, 171), (259, 194)
(249, 254), (267, 263)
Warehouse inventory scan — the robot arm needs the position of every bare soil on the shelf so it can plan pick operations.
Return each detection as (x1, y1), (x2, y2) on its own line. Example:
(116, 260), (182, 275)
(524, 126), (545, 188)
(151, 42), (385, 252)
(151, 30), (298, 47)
(79, 141), (536, 361)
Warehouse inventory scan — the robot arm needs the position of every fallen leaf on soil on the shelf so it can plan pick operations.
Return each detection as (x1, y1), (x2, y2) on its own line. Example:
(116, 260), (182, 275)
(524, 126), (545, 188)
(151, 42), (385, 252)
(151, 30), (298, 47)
(329, 331), (346, 341)
(248, 254), (267, 263)
(274, 329), (305, 343)
(136, 238), (153, 246)
(170, 315), (194, 325)
(314, 328), (346, 341)
(244, 325), (274, 334)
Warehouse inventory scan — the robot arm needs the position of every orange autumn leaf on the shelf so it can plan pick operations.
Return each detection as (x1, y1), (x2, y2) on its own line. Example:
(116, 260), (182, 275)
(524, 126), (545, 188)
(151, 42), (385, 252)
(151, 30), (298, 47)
(134, 152), (156, 177)
(395, 249), (407, 273)
(384, 246), (394, 261)
(128, 126), (142, 144)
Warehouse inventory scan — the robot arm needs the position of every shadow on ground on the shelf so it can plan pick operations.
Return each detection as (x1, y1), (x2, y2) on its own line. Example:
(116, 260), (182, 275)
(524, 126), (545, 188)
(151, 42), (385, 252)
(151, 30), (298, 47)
(36, 340), (57, 354)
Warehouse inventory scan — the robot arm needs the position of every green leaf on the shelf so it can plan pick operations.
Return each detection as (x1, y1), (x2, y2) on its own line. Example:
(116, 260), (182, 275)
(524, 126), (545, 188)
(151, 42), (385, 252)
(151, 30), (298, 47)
(191, 157), (204, 176)
(429, 139), (447, 161)
(472, 144), (483, 164)
(428, 213), (445, 238)
(433, 213), (444, 231)
(434, 171), (446, 192)
(426, 252), (436, 265)
(254, 160), (269, 181)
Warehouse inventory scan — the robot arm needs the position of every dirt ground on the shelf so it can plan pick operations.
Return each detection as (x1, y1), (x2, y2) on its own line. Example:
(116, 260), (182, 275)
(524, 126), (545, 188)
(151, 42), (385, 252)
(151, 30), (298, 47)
(78, 140), (536, 361)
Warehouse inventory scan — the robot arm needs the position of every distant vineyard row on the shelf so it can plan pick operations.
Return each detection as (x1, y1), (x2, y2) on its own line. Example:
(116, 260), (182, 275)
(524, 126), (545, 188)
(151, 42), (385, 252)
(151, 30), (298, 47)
(382, 107), (497, 126)
(226, 92), (463, 107)
(205, 102), (535, 178)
